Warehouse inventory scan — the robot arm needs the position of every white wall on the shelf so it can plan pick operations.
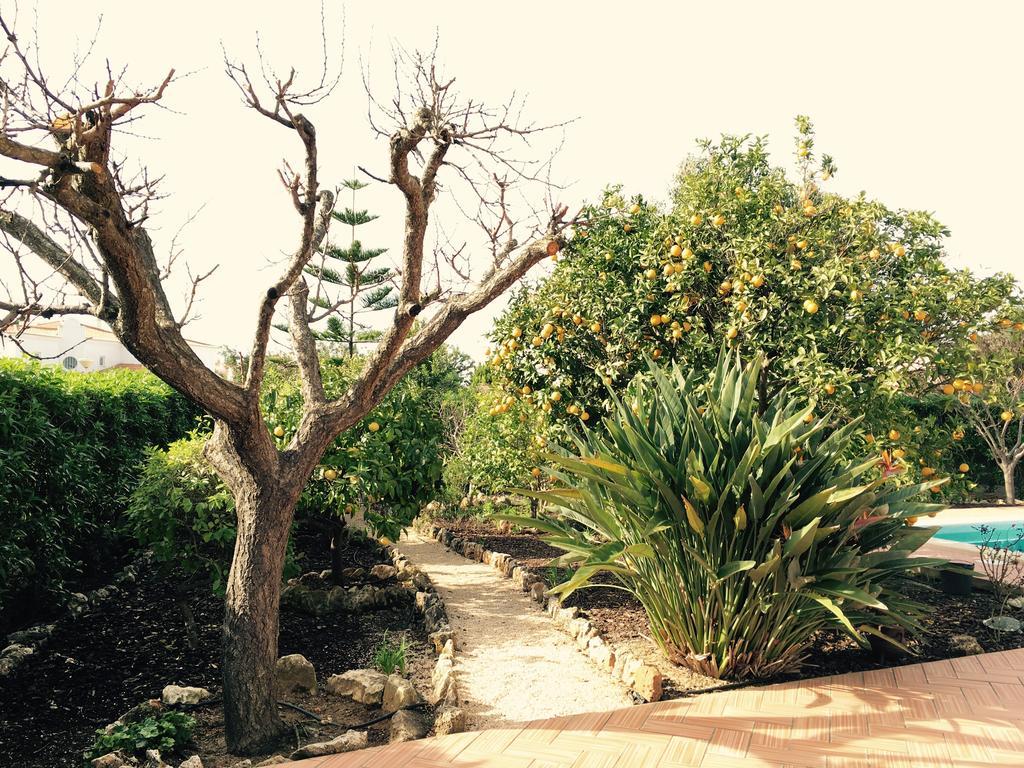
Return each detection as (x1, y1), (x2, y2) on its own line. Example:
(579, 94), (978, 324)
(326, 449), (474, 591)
(0, 317), (224, 374)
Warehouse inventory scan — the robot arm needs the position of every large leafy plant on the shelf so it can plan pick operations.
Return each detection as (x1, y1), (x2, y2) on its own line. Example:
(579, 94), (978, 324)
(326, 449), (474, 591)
(514, 354), (946, 680)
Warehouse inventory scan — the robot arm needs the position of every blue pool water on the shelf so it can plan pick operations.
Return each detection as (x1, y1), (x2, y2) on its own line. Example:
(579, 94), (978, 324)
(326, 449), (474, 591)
(933, 521), (1024, 551)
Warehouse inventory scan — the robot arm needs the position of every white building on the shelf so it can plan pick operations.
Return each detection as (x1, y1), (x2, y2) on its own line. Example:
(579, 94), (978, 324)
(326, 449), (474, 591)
(0, 316), (225, 375)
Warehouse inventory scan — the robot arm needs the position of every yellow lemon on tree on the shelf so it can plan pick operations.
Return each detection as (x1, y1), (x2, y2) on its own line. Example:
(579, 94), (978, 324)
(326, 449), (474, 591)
(273, 425), (285, 438)
(1002, 410), (1014, 422)
(551, 390), (562, 402)
(888, 429), (900, 441)
(629, 203), (641, 215)
(725, 326), (738, 340)
(324, 468), (338, 481)
(803, 299), (819, 314)
(751, 274), (765, 288)
(368, 421), (381, 432)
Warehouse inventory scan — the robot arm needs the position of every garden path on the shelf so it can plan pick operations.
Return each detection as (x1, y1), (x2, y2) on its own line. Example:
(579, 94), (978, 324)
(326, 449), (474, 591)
(393, 528), (633, 729)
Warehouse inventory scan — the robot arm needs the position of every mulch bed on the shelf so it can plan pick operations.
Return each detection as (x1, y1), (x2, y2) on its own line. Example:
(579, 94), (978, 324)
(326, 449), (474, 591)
(0, 528), (433, 768)
(435, 515), (1024, 695)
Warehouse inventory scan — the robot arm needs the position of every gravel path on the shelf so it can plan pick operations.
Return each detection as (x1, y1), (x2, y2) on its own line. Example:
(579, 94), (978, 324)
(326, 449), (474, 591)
(395, 528), (633, 729)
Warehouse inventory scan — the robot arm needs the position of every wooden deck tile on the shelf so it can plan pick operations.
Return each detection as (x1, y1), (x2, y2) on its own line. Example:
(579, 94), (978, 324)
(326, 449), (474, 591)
(293, 648), (1024, 768)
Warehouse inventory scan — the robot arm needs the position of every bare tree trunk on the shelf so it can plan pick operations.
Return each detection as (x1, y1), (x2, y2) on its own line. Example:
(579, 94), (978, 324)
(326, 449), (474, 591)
(1003, 461), (1019, 505)
(221, 485), (297, 754)
(207, 420), (307, 755)
(330, 519), (346, 582)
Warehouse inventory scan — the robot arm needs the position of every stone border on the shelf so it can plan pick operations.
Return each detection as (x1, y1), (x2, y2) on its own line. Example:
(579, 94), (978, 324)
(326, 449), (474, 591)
(412, 517), (663, 702)
(382, 539), (465, 735)
(1, 552), (152, 678)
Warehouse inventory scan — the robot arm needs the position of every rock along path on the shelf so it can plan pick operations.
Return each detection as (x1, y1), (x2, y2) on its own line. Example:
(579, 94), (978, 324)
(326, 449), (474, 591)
(395, 528), (633, 729)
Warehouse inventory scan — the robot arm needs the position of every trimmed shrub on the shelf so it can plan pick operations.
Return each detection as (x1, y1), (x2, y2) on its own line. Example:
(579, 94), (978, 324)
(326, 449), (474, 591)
(0, 360), (199, 622)
(515, 354), (945, 680)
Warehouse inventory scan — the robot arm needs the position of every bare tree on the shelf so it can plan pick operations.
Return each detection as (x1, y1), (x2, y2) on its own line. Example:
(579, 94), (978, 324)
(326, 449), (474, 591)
(0, 18), (569, 753)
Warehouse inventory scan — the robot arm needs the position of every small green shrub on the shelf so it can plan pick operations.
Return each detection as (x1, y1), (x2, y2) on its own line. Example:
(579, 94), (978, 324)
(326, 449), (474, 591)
(514, 353), (946, 680)
(83, 711), (195, 765)
(124, 432), (236, 592)
(371, 630), (408, 675)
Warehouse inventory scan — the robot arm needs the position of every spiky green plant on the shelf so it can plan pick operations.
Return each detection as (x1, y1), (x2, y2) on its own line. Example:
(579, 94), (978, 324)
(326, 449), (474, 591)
(508, 353), (947, 680)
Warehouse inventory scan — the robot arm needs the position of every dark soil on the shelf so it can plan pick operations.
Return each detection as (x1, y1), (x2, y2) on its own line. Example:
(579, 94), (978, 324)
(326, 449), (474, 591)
(436, 515), (1024, 692)
(0, 529), (433, 768)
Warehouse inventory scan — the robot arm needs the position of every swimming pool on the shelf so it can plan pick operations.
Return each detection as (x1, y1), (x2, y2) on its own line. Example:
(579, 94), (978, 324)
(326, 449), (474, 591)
(933, 520), (1024, 551)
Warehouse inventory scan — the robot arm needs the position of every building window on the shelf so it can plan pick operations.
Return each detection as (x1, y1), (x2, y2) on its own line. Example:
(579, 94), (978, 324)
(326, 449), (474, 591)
(99, 356), (105, 366)
(62, 356), (77, 370)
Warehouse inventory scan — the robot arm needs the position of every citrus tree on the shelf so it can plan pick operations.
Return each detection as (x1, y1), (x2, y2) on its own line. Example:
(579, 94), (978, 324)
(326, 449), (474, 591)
(442, 366), (546, 502)
(938, 308), (1024, 503)
(265, 345), (470, 546)
(487, 117), (1015, 496)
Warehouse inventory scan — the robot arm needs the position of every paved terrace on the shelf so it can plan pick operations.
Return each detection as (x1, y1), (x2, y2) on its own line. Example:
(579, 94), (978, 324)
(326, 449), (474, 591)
(287, 647), (1024, 768)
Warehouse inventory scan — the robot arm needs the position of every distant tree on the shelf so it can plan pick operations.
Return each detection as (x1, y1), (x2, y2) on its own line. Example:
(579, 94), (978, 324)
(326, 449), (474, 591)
(944, 312), (1024, 503)
(305, 178), (397, 355)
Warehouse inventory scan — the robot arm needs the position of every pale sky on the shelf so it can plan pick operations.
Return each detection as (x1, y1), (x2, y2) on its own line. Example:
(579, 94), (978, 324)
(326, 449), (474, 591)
(3, 1), (1022, 360)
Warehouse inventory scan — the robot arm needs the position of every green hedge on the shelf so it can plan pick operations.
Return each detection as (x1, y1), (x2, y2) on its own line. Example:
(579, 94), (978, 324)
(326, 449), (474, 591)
(0, 360), (200, 622)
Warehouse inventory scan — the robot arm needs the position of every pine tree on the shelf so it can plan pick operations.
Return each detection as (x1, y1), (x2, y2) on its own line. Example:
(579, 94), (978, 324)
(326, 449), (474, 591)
(305, 178), (397, 355)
